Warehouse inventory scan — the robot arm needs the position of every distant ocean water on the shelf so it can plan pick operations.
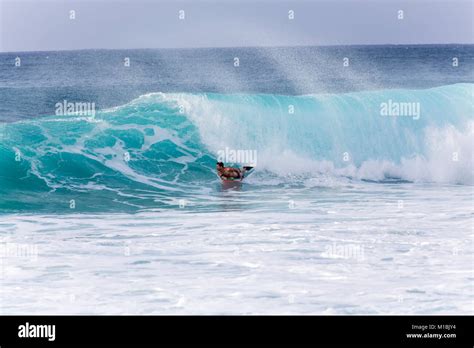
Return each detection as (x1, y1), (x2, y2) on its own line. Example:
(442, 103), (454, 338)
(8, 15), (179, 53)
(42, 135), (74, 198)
(0, 45), (473, 314)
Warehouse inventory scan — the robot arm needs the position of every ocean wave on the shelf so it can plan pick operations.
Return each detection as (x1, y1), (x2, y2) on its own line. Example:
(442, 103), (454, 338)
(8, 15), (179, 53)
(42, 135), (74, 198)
(0, 84), (472, 211)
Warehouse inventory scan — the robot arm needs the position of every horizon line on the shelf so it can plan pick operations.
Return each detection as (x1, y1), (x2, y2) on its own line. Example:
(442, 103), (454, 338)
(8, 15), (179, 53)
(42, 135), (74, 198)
(1, 42), (473, 55)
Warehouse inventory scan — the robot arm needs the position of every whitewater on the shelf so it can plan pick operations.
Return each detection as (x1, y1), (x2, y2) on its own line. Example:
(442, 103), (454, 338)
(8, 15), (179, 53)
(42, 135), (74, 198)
(0, 46), (473, 314)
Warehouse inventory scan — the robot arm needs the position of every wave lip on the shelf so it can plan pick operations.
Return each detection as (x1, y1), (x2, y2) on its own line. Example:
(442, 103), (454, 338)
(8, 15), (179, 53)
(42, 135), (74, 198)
(153, 83), (473, 184)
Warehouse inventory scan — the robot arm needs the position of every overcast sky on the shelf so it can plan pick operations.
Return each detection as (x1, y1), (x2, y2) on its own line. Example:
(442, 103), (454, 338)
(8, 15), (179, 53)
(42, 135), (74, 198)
(0, 0), (473, 52)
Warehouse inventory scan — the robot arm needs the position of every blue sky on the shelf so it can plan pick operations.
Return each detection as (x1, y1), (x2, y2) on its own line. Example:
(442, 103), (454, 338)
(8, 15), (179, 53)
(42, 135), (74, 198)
(0, 0), (473, 52)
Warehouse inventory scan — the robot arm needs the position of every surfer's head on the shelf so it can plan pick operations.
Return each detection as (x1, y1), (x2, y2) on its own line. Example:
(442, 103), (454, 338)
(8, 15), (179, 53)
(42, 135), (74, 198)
(216, 162), (224, 171)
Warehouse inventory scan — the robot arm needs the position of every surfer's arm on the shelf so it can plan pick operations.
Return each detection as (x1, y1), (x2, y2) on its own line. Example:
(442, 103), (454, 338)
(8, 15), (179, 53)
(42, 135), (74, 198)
(218, 169), (231, 179)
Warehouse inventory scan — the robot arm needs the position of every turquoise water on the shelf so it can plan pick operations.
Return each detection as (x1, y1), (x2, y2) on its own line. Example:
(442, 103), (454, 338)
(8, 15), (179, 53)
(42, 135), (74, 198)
(0, 46), (473, 314)
(0, 83), (472, 213)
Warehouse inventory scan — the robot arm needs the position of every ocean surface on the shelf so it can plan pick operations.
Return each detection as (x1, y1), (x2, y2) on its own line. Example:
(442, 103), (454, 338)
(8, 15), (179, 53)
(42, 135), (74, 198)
(0, 45), (473, 314)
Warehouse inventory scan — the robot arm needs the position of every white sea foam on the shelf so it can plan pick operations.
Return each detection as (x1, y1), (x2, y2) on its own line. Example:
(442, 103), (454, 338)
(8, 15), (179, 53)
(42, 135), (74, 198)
(1, 184), (471, 314)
